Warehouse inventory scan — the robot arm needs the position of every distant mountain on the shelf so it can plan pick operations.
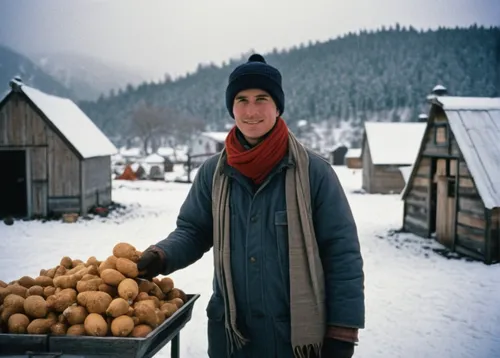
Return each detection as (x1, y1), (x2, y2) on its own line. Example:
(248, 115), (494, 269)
(29, 52), (147, 101)
(78, 24), (500, 149)
(0, 45), (75, 99)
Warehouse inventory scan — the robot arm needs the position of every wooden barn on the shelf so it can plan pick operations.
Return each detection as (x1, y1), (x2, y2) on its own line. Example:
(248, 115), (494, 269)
(401, 96), (500, 264)
(329, 145), (348, 165)
(0, 78), (118, 219)
(361, 122), (426, 194)
(344, 148), (362, 169)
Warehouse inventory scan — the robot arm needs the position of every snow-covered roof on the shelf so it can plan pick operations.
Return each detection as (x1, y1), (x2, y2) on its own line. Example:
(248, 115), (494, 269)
(144, 153), (165, 164)
(364, 122), (426, 165)
(15, 82), (117, 159)
(345, 148), (362, 159)
(202, 131), (228, 143)
(432, 84), (447, 92)
(432, 96), (500, 111)
(446, 109), (500, 209)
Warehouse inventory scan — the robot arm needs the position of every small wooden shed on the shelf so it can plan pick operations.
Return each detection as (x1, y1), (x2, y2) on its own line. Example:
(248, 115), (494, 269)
(329, 145), (348, 165)
(0, 78), (117, 218)
(401, 96), (500, 264)
(361, 121), (426, 194)
(344, 148), (362, 169)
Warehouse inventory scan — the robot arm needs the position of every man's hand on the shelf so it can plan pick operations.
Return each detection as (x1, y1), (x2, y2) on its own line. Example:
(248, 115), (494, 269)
(137, 245), (166, 280)
(321, 338), (355, 358)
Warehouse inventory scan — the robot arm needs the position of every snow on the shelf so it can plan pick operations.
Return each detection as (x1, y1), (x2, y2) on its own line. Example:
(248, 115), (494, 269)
(144, 153), (165, 164)
(398, 165), (413, 184)
(1, 166), (500, 358)
(20, 84), (118, 159)
(434, 96), (500, 111)
(432, 84), (447, 92)
(345, 148), (362, 159)
(445, 109), (500, 209)
(364, 122), (426, 165)
(202, 131), (228, 143)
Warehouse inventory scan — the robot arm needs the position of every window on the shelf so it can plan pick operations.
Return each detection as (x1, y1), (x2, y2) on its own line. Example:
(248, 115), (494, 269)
(434, 123), (448, 146)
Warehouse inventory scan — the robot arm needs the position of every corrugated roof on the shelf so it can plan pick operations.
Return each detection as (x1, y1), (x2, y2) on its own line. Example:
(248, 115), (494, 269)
(364, 122), (426, 165)
(446, 109), (500, 209)
(18, 82), (117, 159)
(435, 96), (500, 111)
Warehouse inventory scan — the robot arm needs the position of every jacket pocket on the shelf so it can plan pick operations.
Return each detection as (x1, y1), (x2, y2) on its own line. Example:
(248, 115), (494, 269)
(275, 210), (290, 303)
(206, 296), (227, 357)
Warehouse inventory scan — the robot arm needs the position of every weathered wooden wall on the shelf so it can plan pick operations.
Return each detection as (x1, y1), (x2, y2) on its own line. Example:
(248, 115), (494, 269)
(370, 166), (407, 194)
(455, 158), (487, 259)
(346, 157), (362, 169)
(403, 156), (431, 237)
(490, 208), (500, 263)
(82, 156), (112, 213)
(362, 139), (372, 192)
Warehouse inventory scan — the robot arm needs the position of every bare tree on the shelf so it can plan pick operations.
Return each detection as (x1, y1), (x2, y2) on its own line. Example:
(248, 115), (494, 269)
(129, 101), (167, 155)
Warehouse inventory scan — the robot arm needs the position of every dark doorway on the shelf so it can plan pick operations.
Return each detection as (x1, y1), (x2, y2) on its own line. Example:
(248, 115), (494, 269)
(429, 157), (437, 236)
(0, 150), (27, 218)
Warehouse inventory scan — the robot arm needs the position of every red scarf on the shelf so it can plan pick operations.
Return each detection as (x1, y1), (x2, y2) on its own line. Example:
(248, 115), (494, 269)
(225, 117), (289, 184)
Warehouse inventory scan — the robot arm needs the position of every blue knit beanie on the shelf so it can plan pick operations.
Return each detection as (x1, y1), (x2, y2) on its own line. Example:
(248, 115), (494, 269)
(225, 53), (285, 118)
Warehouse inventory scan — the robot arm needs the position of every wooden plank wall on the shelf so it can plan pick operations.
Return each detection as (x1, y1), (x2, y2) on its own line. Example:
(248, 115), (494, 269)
(456, 157), (487, 257)
(403, 156), (431, 237)
(81, 156), (112, 213)
(370, 166), (406, 194)
(422, 111), (450, 157)
(362, 139), (372, 192)
(0, 93), (49, 216)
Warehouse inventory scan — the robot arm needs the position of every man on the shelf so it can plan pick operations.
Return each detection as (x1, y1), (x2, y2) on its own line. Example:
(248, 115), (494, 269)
(137, 54), (365, 358)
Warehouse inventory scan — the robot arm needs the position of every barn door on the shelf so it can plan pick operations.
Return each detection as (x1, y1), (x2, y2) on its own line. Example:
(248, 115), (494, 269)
(0, 150), (28, 217)
(436, 176), (456, 247)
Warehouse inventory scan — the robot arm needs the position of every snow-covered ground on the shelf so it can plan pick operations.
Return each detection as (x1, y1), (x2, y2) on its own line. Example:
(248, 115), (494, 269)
(1, 166), (500, 358)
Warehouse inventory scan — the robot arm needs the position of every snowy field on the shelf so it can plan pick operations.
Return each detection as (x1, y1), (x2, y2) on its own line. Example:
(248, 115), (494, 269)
(1, 166), (500, 358)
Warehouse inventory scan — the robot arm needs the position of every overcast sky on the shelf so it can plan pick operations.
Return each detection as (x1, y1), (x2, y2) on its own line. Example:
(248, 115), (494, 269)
(0, 0), (499, 81)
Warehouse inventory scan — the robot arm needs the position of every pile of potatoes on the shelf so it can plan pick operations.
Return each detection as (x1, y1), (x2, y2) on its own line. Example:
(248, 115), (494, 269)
(0, 242), (188, 338)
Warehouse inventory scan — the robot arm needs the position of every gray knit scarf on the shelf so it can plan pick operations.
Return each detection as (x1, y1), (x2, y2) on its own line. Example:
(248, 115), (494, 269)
(212, 131), (326, 358)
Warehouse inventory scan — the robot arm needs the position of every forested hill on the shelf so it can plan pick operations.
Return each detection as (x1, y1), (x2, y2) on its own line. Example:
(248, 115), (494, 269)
(78, 25), (500, 145)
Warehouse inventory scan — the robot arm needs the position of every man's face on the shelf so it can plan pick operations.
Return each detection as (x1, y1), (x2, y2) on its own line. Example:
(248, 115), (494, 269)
(232, 88), (279, 146)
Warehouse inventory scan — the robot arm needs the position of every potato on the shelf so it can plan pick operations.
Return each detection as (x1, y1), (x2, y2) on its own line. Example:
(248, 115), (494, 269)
(72, 259), (84, 267)
(66, 324), (86, 336)
(76, 278), (103, 293)
(81, 274), (99, 281)
(24, 295), (47, 318)
(118, 279), (139, 302)
(135, 292), (150, 302)
(155, 308), (166, 326)
(0, 280), (7, 288)
(34, 276), (53, 287)
(7, 313), (30, 333)
(134, 299), (155, 310)
(131, 324), (153, 337)
(168, 298), (184, 309)
(53, 274), (81, 289)
(84, 292), (113, 314)
(0, 287), (10, 304)
(47, 289), (77, 312)
(45, 267), (57, 278)
(160, 302), (178, 318)
(7, 284), (28, 298)
(2, 294), (25, 321)
(166, 288), (187, 303)
(137, 279), (155, 294)
(158, 277), (174, 294)
(149, 283), (165, 300)
(113, 243), (141, 263)
(98, 283), (117, 297)
(84, 313), (108, 336)
(115, 258), (139, 279)
(54, 265), (67, 277)
(18, 276), (36, 289)
(134, 301), (158, 327)
(86, 256), (99, 267)
(65, 264), (86, 276)
(106, 298), (130, 318)
(51, 322), (68, 335)
(43, 286), (56, 298)
(98, 256), (117, 274)
(110, 315), (135, 337)
(63, 305), (88, 325)
(60, 256), (73, 269)
(27, 285), (44, 296)
(27, 318), (53, 334)
(101, 269), (126, 286)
